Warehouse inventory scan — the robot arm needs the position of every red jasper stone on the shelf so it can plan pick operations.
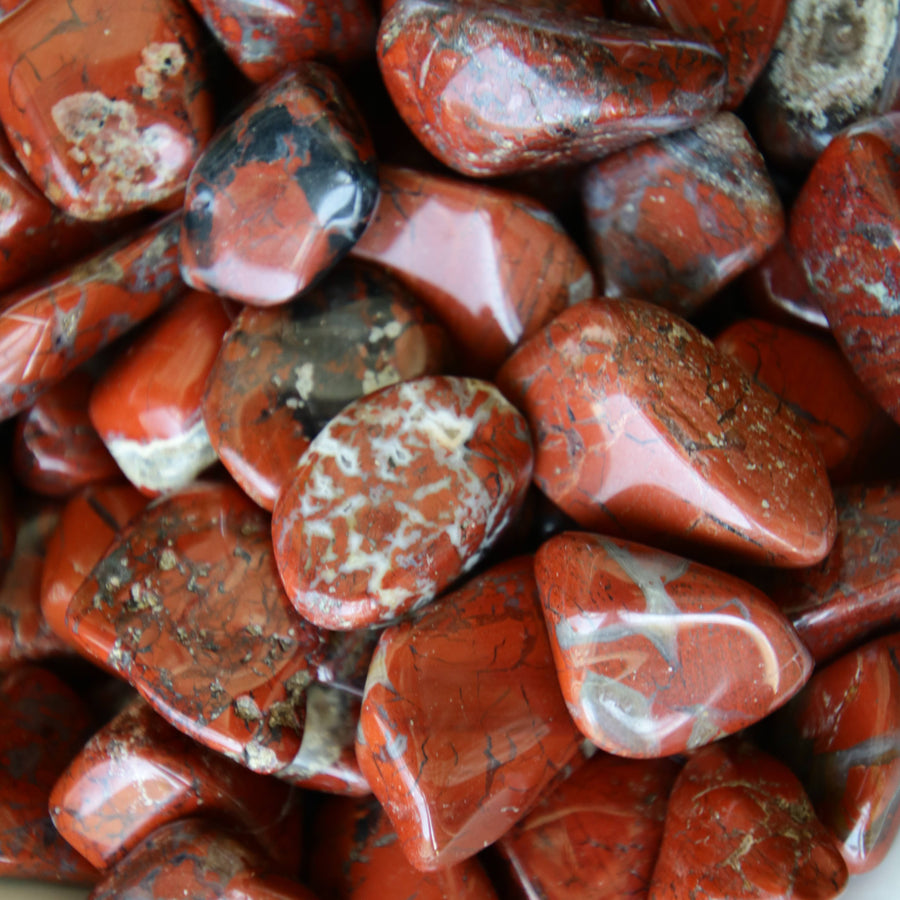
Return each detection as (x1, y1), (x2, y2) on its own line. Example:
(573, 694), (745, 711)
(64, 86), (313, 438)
(496, 298), (837, 567)
(378, 0), (725, 176)
(186, 0), (377, 83)
(0, 665), (97, 883)
(89, 291), (231, 495)
(0, 215), (185, 421)
(272, 376), (533, 630)
(498, 754), (680, 900)
(535, 532), (813, 757)
(768, 633), (900, 874)
(715, 319), (896, 482)
(180, 67), (378, 306)
(649, 741), (848, 899)
(767, 483), (900, 663)
(0, 0), (214, 220)
(582, 112), (783, 317)
(791, 112), (900, 424)
(203, 261), (449, 510)
(40, 483), (147, 649)
(12, 369), (119, 496)
(356, 556), (582, 871)
(351, 166), (595, 375)
(310, 795), (498, 899)
(67, 482), (330, 774)
(50, 696), (303, 872)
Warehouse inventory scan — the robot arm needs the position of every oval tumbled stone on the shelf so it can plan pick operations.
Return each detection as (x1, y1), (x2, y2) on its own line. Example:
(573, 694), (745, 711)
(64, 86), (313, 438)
(272, 375), (533, 629)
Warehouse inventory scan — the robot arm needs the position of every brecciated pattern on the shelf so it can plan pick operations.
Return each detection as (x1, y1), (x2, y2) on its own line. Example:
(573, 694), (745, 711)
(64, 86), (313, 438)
(377, 0), (725, 176)
(66, 482), (329, 774)
(497, 298), (837, 567)
(272, 376), (533, 629)
(535, 533), (813, 757)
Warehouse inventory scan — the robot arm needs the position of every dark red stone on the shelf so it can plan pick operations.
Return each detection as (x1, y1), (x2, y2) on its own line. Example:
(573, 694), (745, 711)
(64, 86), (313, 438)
(582, 112), (783, 317)
(0, 215), (185, 422)
(378, 0), (725, 176)
(186, 0), (377, 83)
(498, 754), (680, 900)
(0, 0), (214, 219)
(768, 633), (900, 874)
(496, 298), (837, 567)
(67, 481), (330, 774)
(790, 112), (900, 424)
(356, 556), (582, 871)
(273, 376), (533, 630)
(89, 291), (231, 495)
(0, 665), (97, 883)
(351, 165), (595, 375)
(180, 67), (378, 306)
(50, 696), (303, 872)
(535, 532), (813, 757)
(649, 741), (848, 899)
(203, 261), (450, 510)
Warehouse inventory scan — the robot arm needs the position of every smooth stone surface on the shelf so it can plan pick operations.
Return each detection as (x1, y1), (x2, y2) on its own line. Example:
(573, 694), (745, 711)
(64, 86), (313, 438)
(791, 112), (900, 424)
(180, 67), (378, 306)
(89, 291), (230, 495)
(378, 0), (725, 176)
(356, 556), (582, 871)
(0, 215), (185, 422)
(67, 482), (330, 773)
(0, 665), (96, 884)
(496, 298), (837, 567)
(351, 165), (594, 374)
(498, 754), (679, 900)
(582, 113), (783, 317)
(0, 0), (214, 219)
(649, 741), (849, 899)
(203, 261), (449, 510)
(535, 532), (813, 757)
(273, 376), (533, 630)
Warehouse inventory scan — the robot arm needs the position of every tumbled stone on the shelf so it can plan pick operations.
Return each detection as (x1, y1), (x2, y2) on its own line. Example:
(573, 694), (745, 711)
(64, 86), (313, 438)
(649, 741), (848, 899)
(351, 165), (594, 374)
(273, 376), (533, 629)
(535, 532), (813, 757)
(356, 556), (582, 871)
(582, 113), (783, 317)
(497, 298), (837, 566)
(378, 0), (725, 176)
(203, 261), (449, 510)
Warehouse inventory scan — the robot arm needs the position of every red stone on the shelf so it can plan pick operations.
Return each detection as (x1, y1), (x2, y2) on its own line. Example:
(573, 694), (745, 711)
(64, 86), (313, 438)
(0, 0), (214, 219)
(715, 319), (897, 483)
(767, 633), (900, 874)
(203, 261), (449, 510)
(496, 299), (837, 567)
(180, 67), (378, 306)
(351, 165), (595, 375)
(535, 532), (813, 757)
(378, 0), (725, 176)
(582, 112), (783, 317)
(0, 665), (97, 883)
(498, 754), (679, 900)
(186, 0), (377, 83)
(89, 291), (231, 495)
(309, 795), (498, 899)
(0, 214), (185, 421)
(67, 482), (330, 774)
(356, 556), (582, 871)
(791, 112), (900, 424)
(272, 376), (533, 630)
(50, 696), (304, 872)
(649, 741), (848, 899)
(12, 369), (120, 496)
